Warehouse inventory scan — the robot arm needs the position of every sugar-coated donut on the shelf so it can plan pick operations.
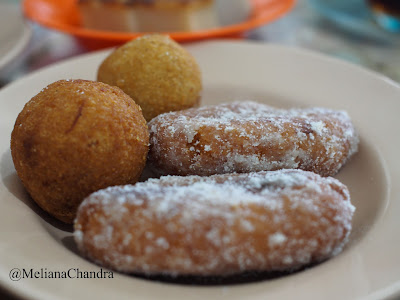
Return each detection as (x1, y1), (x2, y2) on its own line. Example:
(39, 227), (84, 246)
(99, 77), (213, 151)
(74, 169), (355, 276)
(148, 101), (359, 177)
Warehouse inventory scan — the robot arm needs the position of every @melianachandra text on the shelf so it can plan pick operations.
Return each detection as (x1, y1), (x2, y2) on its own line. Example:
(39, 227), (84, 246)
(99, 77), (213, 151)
(9, 268), (114, 281)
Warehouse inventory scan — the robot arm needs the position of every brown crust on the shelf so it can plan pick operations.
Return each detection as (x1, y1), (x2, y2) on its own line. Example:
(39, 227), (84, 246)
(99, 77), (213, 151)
(10, 79), (149, 223)
(97, 35), (202, 122)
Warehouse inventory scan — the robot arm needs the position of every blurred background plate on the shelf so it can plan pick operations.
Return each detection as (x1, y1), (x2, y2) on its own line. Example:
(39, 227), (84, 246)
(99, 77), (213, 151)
(22, 0), (295, 49)
(308, 0), (400, 44)
(0, 1), (32, 72)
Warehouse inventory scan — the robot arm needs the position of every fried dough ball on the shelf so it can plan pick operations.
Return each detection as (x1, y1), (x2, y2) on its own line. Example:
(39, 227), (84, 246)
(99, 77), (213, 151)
(11, 79), (149, 224)
(97, 34), (202, 121)
(74, 170), (355, 276)
(148, 101), (359, 177)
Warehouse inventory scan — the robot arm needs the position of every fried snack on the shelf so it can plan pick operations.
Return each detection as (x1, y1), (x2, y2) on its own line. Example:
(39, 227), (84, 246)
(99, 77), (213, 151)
(148, 101), (359, 177)
(97, 34), (202, 121)
(74, 169), (355, 276)
(10, 79), (149, 224)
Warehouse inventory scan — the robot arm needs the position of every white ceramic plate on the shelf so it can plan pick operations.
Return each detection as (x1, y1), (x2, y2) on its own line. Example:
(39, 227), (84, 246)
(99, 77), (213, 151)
(0, 1), (32, 71)
(0, 41), (399, 300)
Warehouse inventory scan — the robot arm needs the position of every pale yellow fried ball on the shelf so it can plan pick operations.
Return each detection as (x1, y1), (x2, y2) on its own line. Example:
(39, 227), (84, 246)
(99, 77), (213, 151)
(97, 34), (202, 121)
(10, 79), (149, 224)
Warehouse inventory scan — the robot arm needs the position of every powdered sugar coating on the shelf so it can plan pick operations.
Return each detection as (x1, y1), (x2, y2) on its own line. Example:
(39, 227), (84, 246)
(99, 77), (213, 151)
(148, 101), (359, 176)
(74, 169), (355, 276)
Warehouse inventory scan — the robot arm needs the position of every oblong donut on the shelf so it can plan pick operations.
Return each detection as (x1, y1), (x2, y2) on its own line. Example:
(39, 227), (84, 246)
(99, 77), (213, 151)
(148, 101), (359, 177)
(74, 169), (355, 276)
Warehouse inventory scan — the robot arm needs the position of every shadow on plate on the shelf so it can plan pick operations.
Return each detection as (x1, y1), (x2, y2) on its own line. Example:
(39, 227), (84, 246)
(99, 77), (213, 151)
(0, 149), (73, 233)
(127, 267), (311, 286)
(61, 235), (80, 255)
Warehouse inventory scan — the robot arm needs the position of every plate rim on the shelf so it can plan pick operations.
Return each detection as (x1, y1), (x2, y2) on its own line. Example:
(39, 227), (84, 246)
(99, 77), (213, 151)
(0, 40), (400, 300)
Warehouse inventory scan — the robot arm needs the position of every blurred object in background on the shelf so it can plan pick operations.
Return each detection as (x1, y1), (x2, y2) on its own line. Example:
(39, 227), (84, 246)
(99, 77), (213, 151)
(367, 0), (400, 32)
(217, 0), (251, 26)
(308, 0), (400, 43)
(4, 0), (399, 89)
(23, 0), (295, 48)
(251, 0), (400, 81)
(78, 0), (251, 32)
(0, 0), (32, 84)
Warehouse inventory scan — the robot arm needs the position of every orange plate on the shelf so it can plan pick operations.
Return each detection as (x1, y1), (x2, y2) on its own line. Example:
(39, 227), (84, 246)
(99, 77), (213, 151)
(22, 0), (295, 49)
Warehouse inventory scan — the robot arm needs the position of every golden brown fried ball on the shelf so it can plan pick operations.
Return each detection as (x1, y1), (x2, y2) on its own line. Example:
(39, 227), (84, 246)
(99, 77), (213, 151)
(97, 34), (202, 121)
(10, 79), (149, 224)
